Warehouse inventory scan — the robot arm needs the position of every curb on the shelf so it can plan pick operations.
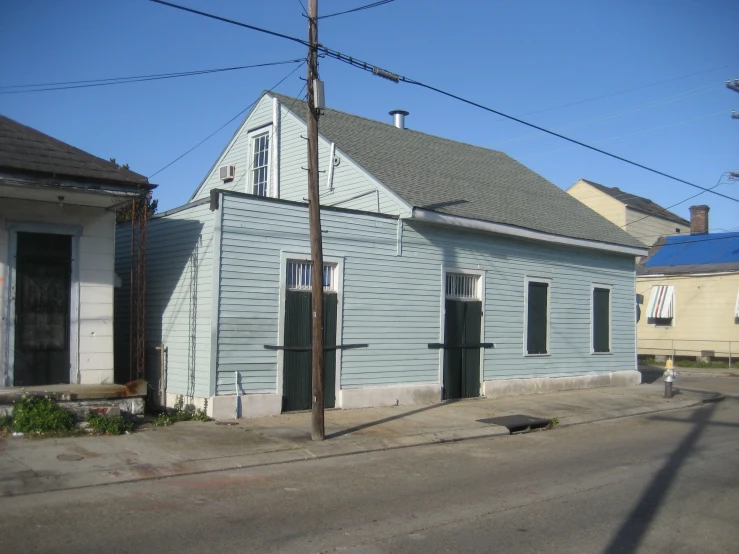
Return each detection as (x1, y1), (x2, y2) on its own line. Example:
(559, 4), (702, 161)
(0, 398), (713, 498)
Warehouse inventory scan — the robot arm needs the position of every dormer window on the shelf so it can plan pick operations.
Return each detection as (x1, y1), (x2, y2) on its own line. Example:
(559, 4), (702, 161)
(250, 130), (270, 197)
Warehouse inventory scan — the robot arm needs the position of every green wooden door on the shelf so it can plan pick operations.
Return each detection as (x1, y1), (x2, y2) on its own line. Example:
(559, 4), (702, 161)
(443, 300), (482, 399)
(283, 290), (337, 411)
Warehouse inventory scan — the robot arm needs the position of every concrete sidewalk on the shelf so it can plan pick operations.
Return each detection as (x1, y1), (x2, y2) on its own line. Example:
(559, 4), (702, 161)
(0, 380), (718, 498)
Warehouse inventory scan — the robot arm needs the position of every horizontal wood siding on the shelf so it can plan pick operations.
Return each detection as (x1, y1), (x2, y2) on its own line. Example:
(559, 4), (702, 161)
(217, 194), (636, 394)
(191, 97), (274, 202)
(115, 203), (214, 398)
(624, 207), (688, 247)
(2, 199), (117, 385)
(278, 109), (404, 214)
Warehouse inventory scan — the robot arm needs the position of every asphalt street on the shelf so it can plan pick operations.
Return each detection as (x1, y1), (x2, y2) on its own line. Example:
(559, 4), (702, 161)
(1, 374), (737, 553)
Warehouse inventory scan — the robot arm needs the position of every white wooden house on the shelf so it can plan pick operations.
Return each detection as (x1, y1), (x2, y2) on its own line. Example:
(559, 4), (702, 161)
(0, 116), (154, 388)
(116, 92), (647, 419)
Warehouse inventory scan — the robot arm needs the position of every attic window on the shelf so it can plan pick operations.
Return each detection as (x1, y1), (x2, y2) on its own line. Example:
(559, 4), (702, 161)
(250, 131), (270, 197)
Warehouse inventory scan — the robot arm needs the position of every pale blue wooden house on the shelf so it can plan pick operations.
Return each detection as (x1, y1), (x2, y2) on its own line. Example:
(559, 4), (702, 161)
(115, 91), (648, 419)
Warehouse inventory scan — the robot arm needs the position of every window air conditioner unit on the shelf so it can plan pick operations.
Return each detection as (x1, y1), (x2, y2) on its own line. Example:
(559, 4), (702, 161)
(219, 165), (236, 181)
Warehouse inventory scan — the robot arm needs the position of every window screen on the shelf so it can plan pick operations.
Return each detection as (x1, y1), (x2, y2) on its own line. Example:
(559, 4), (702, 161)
(593, 287), (610, 353)
(526, 281), (548, 354)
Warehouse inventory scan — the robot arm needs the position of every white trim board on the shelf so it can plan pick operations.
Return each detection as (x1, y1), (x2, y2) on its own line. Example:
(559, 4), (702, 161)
(523, 275), (552, 357)
(439, 266), (486, 398)
(590, 282), (613, 355)
(4, 222), (82, 387)
(411, 209), (648, 257)
(276, 250), (345, 407)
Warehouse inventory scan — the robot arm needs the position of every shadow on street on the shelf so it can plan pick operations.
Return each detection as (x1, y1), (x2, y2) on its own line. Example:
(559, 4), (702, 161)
(603, 402), (724, 553)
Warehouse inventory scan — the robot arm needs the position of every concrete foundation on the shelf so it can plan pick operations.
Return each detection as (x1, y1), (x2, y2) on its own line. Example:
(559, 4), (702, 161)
(483, 370), (641, 398)
(210, 393), (282, 420)
(339, 384), (441, 409)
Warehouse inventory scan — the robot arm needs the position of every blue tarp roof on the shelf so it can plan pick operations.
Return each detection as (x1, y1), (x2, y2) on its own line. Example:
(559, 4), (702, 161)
(644, 232), (739, 267)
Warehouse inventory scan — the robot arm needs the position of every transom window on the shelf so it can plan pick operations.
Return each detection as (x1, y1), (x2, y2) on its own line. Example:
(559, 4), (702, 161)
(446, 273), (479, 300)
(287, 261), (335, 292)
(251, 132), (270, 197)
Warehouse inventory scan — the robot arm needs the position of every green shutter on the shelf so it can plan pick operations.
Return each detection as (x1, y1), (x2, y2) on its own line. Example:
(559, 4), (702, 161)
(593, 288), (610, 353)
(283, 291), (313, 411)
(282, 290), (337, 411)
(443, 300), (465, 400)
(323, 293), (337, 409)
(527, 282), (548, 354)
(443, 300), (481, 399)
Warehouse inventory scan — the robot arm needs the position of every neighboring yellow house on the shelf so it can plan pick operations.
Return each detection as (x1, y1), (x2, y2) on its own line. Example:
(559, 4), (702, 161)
(567, 178), (689, 247)
(636, 206), (739, 363)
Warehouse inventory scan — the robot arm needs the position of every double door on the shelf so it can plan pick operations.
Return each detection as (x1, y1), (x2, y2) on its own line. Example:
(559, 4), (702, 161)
(442, 299), (482, 399)
(282, 290), (337, 411)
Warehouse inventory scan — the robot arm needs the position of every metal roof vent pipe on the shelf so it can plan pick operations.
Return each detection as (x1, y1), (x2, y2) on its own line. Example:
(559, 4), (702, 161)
(689, 205), (710, 235)
(389, 109), (409, 129)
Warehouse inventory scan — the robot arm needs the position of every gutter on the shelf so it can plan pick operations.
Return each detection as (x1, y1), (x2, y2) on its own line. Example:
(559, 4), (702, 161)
(410, 208), (648, 257)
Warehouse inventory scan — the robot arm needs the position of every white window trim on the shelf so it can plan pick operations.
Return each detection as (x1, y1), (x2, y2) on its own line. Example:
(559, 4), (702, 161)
(523, 276), (552, 357)
(277, 251), (344, 407)
(438, 266), (486, 396)
(4, 222), (82, 387)
(247, 125), (273, 198)
(591, 283), (613, 355)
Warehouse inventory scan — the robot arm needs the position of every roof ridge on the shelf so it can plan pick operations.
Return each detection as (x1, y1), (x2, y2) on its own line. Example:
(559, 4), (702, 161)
(268, 91), (513, 158)
(0, 115), (149, 183)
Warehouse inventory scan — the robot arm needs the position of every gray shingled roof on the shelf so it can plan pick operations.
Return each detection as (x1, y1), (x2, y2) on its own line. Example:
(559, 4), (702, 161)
(581, 179), (689, 226)
(270, 93), (644, 249)
(0, 115), (151, 187)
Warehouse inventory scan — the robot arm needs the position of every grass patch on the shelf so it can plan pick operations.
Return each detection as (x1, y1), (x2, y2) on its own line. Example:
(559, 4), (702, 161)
(11, 396), (76, 434)
(640, 355), (734, 369)
(674, 359), (733, 369)
(0, 415), (13, 433)
(154, 396), (210, 426)
(87, 412), (135, 435)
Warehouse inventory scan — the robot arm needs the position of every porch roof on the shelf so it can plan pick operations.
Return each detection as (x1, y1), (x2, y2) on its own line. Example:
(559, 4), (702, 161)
(0, 115), (155, 191)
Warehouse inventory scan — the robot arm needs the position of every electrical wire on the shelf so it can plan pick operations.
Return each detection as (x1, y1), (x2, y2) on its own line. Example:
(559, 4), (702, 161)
(0, 59), (304, 94)
(147, 0), (739, 205)
(148, 61), (305, 179)
(149, 0), (308, 46)
(621, 173), (736, 236)
(319, 0), (396, 19)
(492, 84), (719, 148)
(518, 64), (730, 118)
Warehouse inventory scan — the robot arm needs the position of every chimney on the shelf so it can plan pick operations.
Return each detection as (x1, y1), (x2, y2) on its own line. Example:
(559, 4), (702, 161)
(389, 109), (409, 129)
(689, 205), (710, 235)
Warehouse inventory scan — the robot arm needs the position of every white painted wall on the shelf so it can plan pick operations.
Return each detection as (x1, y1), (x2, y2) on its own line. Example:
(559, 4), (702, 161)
(0, 198), (117, 385)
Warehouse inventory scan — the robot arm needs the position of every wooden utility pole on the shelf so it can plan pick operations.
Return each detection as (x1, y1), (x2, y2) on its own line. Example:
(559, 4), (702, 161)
(306, 0), (325, 441)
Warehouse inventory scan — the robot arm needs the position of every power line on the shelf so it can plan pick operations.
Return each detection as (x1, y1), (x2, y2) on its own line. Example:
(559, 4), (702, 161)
(148, 61), (304, 179)
(0, 58), (304, 94)
(520, 65), (729, 118)
(319, 0), (396, 19)
(149, 0), (308, 46)
(146, 0), (739, 206)
(492, 83), (718, 148)
(621, 173), (735, 235)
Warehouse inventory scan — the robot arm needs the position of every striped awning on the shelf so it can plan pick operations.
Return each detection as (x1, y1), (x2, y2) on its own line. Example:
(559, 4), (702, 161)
(647, 286), (675, 319)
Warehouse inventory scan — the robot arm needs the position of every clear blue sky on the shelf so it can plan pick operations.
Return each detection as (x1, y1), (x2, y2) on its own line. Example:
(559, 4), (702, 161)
(2, 0), (737, 232)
